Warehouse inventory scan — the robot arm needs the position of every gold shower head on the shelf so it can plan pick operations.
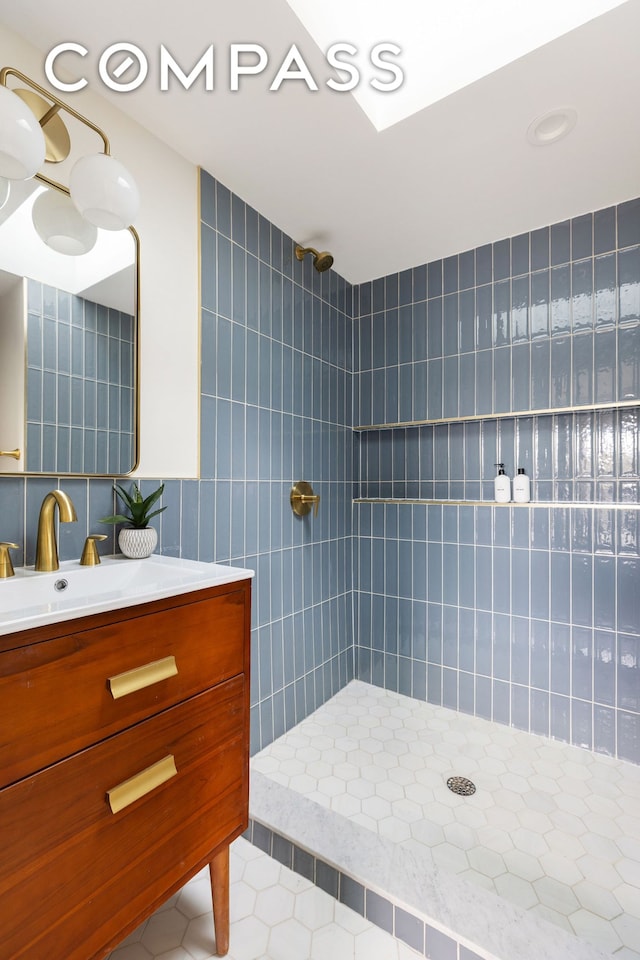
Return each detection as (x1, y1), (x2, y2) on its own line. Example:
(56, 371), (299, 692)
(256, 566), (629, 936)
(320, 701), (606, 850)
(295, 244), (334, 273)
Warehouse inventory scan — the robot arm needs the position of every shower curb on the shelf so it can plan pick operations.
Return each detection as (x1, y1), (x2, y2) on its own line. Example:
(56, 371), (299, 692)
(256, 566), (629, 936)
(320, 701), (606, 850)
(248, 768), (613, 960)
(243, 816), (481, 960)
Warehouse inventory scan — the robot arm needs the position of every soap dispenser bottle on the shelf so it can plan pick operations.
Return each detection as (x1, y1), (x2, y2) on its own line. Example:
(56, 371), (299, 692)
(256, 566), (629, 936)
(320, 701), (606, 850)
(494, 463), (511, 503)
(513, 467), (531, 503)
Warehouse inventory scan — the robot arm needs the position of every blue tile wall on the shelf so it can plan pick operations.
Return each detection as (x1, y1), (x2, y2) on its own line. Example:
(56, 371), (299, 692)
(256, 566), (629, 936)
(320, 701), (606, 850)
(353, 501), (639, 762)
(353, 198), (640, 425)
(2, 182), (638, 767)
(353, 197), (640, 763)
(200, 170), (354, 752)
(25, 280), (135, 475)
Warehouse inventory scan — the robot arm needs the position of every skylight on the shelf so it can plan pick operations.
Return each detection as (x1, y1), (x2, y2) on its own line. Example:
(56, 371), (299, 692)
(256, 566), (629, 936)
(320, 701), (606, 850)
(286, 0), (630, 131)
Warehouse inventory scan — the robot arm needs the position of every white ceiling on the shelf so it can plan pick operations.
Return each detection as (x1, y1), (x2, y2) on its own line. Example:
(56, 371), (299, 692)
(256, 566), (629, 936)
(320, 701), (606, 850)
(1, 0), (639, 284)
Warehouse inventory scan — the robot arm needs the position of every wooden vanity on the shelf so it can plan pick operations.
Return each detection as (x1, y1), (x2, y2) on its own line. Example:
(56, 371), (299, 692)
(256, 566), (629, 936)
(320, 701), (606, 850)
(0, 575), (251, 959)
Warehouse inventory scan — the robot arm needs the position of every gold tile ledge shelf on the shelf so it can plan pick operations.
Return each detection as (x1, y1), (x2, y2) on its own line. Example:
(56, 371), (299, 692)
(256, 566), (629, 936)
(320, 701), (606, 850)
(353, 398), (640, 432)
(353, 499), (640, 510)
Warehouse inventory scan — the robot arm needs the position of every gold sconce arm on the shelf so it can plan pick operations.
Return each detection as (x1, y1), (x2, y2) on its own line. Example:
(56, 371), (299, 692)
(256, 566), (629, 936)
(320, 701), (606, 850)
(0, 542), (19, 578)
(0, 449), (21, 460)
(0, 65), (111, 158)
(290, 481), (320, 518)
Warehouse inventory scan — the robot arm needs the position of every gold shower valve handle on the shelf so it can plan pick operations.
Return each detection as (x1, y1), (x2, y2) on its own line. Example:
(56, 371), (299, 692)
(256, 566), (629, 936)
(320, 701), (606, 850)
(290, 481), (320, 518)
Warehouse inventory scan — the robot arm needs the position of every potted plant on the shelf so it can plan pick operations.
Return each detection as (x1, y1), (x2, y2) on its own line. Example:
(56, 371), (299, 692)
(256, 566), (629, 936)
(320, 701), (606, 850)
(100, 482), (166, 559)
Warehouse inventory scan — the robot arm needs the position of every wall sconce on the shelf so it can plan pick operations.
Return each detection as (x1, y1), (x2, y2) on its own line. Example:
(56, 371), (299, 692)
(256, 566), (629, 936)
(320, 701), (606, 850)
(0, 66), (139, 249)
(31, 188), (97, 255)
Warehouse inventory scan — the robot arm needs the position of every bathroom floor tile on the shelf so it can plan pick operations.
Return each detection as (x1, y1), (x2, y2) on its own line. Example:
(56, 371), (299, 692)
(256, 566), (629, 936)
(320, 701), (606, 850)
(107, 837), (424, 960)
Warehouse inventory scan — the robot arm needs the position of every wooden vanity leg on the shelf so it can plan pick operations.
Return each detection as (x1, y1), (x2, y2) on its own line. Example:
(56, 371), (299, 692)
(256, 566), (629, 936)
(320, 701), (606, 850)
(210, 845), (230, 956)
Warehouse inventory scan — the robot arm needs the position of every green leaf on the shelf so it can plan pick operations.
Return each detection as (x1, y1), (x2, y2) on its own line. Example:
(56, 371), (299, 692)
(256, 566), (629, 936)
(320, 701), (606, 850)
(99, 514), (130, 525)
(141, 484), (165, 512)
(145, 507), (167, 522)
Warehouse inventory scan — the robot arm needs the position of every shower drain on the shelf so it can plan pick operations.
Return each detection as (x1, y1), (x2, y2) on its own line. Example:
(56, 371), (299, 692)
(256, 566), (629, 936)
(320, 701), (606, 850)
(446, 775), (476, 796)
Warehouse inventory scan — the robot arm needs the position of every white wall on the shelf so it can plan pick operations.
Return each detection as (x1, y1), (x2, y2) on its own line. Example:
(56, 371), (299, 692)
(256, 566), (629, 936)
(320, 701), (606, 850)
(0, 26), (200, 477)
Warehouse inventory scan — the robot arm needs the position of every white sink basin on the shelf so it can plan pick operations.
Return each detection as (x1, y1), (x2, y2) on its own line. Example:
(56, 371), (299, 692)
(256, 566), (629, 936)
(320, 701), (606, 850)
(0, 554), (254, 636)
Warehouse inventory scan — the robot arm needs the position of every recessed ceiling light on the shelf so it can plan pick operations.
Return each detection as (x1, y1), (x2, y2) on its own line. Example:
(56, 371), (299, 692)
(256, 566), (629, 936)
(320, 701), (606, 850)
(526, 108), (578, 146)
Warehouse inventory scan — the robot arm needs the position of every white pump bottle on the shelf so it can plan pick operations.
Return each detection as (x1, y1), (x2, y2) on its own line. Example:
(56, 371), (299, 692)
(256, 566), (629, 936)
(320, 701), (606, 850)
(494, 463), (511, 503)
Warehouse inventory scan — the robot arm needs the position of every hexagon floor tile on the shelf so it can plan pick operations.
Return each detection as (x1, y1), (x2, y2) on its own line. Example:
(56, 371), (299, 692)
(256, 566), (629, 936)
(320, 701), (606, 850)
(252, 680), (640, 959)
(107, 837), (424, 960)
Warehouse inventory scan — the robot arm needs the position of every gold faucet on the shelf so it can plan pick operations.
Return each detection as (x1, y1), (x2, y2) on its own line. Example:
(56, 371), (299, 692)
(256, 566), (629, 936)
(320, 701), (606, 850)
(35, 490), (78, 572)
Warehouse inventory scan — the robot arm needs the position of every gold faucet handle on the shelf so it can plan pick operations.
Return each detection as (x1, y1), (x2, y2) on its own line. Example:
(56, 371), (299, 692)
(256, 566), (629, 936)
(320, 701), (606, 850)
(0, 542), (19, 578)
(80, 534), (108, 566)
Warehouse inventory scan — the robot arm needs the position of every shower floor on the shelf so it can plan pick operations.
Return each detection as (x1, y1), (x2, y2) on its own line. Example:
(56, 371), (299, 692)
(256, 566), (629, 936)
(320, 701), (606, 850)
(251, 680), (640, 960)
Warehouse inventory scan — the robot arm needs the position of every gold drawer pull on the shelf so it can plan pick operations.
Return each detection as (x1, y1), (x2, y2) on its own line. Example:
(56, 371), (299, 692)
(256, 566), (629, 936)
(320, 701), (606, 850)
(107, 755), (177, 814)
(108, 656), (178, 700)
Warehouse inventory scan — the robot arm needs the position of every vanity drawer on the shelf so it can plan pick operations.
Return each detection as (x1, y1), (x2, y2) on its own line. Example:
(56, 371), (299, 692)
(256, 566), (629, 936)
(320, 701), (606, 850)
(0, 586), (248, 788)
(0, 676), (247, 960)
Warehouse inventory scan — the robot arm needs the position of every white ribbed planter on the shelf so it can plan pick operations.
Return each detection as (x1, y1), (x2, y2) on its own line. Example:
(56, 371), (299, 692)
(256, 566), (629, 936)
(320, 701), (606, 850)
(118, 526), (158, 559)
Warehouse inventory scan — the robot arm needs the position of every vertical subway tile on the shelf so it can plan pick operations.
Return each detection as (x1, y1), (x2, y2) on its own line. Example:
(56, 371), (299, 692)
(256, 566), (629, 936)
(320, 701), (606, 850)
(572, 699), (593, 750)
(475, 284), (493, 350)
(443, 256), (458, 295)
(618, 197), (640, 247)
(511, 233), (529, 276)
(573, 333), (594, 405)
(427, 298), (443, 358)
(617, 557), (640, 632)
(551, 220), (570, 266)
(443, 293), (458, 356)
(594, 629), (616, 706)
(531, 689), (550, 737)
(511, 343), (531, 413)
(511, 275), (529, 343)
(459, 249), (475, 290)
(595, 253), (617, 327)
(493, 347), (511, 413)
(551, 264), (571, 335)
(531, 341), (550, 409)
(572, 259), (593, 332)
(493, 238), (511, 281)
(618, 246), (640, 323)
(475, 245), (492, 286)
(594, 206), (616, 254)
(618, 324), (640, 400)
(443, 356), (459, 418)
(594, 705), (616, 757)
(531, 270), (550, 338)
(531, 226), (550, 271)
(617, 712), (640, 764)
(550, 337), (571, 407)
(530, 550), (550, 620)
(594, 329), (616, 404)
(475, 350), (493, 415)
(427, 260), (443, 298)
(572, 213), (593, 260)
